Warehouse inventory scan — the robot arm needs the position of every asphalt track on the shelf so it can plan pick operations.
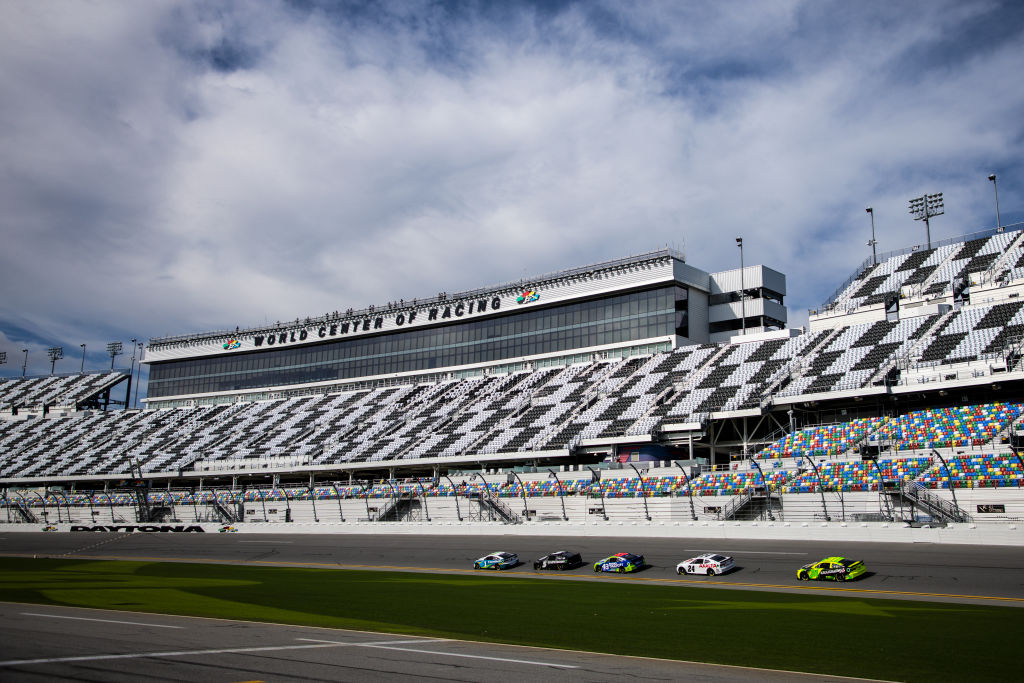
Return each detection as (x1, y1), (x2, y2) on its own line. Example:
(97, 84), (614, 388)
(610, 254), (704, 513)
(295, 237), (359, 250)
(0, 603), (878, 682)
(2, 533), (1022, 681)
(3, 532), (1023, 606)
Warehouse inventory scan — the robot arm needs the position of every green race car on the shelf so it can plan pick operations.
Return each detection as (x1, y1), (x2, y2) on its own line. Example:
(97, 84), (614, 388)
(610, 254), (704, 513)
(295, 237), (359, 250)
(797, 556), (866, 582)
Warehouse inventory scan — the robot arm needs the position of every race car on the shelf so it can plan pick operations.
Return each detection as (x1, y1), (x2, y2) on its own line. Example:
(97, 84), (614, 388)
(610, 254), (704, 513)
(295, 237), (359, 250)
(796, 556), (866, 582)
(676, 553), (734, 576)
(593, 552), (646, 573)
(474, 551), (519, 570)
(219, 525), (238, 533)
(534, 550), (583, 570)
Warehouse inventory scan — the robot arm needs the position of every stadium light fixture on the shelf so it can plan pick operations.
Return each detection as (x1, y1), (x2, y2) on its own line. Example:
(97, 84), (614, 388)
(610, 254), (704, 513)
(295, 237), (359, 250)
(21, 349), (28, 377)
(989, 174), (1002, 231)
(866, 207), (878, 265)
(0, 351), (5, 366)
(106, 341), (122, 370)
(47, 346), (63, 376)
(736, 237), (745, 335)
(908, 192), (943, 250)
(79, 344), (86, 374)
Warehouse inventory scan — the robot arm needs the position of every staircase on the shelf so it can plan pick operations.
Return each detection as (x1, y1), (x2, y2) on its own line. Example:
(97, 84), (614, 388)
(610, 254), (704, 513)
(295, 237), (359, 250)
(469, 489), (522, 524)
(889, 481), (972, 524)
(213, 498), (237, 523)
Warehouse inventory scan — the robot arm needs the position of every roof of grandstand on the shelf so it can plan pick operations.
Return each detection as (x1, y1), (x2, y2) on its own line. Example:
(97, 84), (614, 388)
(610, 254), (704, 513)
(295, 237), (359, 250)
(148, 248), (685, 350)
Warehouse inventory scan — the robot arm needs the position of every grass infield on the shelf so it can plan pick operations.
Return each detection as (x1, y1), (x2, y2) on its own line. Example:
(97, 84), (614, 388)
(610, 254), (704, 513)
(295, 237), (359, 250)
(0, 556), (1016, 681)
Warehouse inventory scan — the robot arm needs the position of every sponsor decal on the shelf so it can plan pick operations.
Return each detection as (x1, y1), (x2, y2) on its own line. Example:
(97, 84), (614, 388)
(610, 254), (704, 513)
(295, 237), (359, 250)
(516, 290), (540, 304)
(223, 339), (241, 350)
(70, 525), (206, 533)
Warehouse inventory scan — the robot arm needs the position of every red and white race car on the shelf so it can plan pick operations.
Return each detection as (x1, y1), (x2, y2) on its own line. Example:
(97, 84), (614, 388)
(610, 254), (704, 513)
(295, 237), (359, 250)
(676, 553), (734, 576)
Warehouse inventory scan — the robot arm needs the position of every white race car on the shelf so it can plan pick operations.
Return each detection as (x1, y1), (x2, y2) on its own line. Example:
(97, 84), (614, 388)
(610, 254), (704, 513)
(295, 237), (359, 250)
(676, 553), (734, 576)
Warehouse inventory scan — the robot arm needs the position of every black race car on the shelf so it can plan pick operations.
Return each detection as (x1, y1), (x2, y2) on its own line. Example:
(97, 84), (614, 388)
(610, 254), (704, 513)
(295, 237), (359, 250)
(533, 550), (583, 570)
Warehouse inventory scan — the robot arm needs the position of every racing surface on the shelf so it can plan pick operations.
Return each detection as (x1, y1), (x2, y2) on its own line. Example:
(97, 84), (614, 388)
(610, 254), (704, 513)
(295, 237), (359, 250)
(3, 532), (1023, 606)
(0, 603), (876, 682)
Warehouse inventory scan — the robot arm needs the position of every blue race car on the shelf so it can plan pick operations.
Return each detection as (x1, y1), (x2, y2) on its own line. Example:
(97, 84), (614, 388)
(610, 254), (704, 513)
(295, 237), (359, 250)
(474, 551), (519, 570)
(593, 552), (646, 573)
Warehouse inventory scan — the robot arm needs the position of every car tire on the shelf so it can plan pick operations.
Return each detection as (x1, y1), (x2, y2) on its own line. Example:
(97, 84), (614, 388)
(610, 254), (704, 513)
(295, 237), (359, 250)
(706, 568), (715, 577)
(676, 567), (684, 575)
(798, 572), (807, 580)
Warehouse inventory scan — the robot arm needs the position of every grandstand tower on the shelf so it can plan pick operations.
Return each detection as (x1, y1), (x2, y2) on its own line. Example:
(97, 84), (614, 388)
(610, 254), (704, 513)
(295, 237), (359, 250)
(143, 249), (787, 408)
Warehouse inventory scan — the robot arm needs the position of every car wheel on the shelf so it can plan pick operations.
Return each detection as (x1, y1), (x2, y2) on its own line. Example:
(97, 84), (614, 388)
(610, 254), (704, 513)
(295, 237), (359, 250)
(706, 568), (715, 577)
(676, 567), (684, 575)
(798, 571), (808, 580)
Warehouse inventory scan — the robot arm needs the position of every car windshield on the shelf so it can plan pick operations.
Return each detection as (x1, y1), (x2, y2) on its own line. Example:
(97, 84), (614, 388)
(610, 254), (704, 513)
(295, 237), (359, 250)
(710, 555), (727, 562)
(839, 558), (860, 567)
(497, 553), (513, 559)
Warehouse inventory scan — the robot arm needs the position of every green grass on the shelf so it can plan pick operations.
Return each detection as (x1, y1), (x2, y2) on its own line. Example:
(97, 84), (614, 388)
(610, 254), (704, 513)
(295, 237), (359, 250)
(0, 557), (1017, 681)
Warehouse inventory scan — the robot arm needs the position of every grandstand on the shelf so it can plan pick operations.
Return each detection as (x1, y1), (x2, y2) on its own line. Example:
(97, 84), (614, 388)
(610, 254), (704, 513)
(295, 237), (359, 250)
(4, 224), (1024, 531)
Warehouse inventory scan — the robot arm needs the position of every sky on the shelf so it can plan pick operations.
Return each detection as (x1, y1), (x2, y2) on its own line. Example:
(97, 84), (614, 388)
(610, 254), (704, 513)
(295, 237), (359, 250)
(2, 0), (1024, 396)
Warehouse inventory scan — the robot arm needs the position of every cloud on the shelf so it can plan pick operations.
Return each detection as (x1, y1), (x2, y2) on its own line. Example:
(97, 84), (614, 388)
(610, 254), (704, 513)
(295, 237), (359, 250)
(2, 0), (1023, 383)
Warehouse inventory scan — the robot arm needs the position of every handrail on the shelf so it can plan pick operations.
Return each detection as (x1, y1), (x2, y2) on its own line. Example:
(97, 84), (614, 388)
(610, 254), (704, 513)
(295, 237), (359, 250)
(813, 222), (1024, 314)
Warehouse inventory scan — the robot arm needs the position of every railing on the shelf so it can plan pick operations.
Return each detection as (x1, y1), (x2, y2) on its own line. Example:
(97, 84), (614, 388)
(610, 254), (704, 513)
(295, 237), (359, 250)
(899, 481), (972, 523)
(718, 490), (753, 521)
(813, 222), (1024, 315)
(477, 489), (522, 524)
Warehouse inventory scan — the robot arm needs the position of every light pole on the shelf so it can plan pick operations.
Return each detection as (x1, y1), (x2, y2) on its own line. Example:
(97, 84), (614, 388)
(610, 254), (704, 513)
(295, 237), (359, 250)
(126, 338), (137, 411)
(133, 342), (143, 409)
(736, 237), (745, 335)
(866, 207), (878, 265)
(908, 192), (944, 250)
(79, 344), (86, 374)
(106, 341), (122, 370)
(47, 347), (63, 376)
(21, 349), (28, 378)
(989, 174), (1002, 231)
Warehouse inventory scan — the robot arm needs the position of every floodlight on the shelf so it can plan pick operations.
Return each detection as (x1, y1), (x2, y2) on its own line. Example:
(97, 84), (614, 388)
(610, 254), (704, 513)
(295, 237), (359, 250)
(47, 346), (63, 376)
(107, 341), (123, 369)
(908, 192), (944, 249)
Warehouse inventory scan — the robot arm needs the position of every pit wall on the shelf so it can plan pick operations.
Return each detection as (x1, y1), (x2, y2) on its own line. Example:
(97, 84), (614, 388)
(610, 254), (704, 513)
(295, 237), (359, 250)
(3, 520), (1021, 546)
(4, 493), (1022, 545)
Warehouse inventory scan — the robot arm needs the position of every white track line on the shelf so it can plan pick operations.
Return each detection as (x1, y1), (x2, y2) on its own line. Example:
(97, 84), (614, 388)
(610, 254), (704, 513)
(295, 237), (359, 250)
(297, 638), (578, 668)
(0, 638), (444, 667)
(21, 612), (184, 629)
